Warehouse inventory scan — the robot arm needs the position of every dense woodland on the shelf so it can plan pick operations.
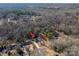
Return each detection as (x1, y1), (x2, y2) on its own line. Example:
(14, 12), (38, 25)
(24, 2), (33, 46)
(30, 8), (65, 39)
(0, 7), (79, 56)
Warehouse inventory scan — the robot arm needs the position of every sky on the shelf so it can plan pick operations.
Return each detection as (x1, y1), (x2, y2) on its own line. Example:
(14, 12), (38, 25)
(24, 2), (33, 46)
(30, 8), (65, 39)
(0, 0), (78, 8)
(0, 0), (78, 3)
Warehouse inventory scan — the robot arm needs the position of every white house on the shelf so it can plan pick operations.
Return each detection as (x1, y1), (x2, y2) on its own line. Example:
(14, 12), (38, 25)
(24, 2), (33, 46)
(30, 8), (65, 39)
(8, 18), (17, 24)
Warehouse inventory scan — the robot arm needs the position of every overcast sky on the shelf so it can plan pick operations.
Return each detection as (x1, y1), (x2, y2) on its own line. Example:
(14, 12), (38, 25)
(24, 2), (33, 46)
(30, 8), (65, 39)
(0, 0), (78, 3)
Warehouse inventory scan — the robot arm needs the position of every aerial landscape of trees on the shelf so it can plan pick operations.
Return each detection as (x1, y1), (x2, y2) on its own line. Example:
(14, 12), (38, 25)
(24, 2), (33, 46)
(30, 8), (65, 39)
(0, 4), (79, 56)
